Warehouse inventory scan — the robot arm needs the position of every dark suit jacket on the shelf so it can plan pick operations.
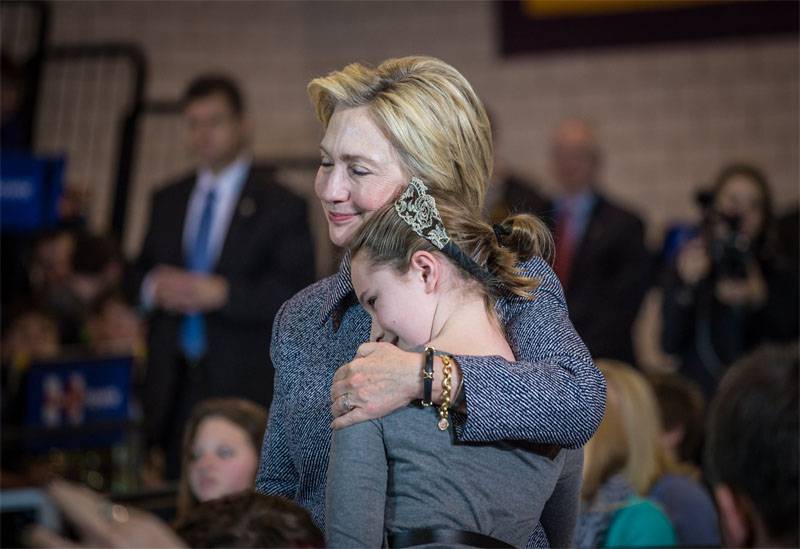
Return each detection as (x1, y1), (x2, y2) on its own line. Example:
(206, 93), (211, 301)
(134, 164), (315, 447)
(489, 174), (555, 228)
(563, 193), (652, 363)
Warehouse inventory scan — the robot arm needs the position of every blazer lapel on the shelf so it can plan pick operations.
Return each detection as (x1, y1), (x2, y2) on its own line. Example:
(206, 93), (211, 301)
(216, 168), (259, 271)
(171, 178), (195, 266)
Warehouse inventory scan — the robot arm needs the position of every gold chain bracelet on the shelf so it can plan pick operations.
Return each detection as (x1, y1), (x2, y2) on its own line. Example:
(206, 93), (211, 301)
(438, 355), (453, 430)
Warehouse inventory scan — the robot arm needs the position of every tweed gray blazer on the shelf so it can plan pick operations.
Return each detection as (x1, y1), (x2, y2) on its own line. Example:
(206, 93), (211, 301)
(256, 254), (606, 535)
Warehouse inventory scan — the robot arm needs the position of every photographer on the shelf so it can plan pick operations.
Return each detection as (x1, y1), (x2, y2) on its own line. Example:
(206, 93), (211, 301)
(661, 164), (798, 396)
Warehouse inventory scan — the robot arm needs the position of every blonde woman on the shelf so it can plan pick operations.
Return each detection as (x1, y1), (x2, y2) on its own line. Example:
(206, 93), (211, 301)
(577, 361), (716, 547)
(256, 56), (606, 540)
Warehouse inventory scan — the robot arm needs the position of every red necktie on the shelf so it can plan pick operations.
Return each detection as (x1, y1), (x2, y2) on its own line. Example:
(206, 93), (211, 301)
(554, 205), (575, 287)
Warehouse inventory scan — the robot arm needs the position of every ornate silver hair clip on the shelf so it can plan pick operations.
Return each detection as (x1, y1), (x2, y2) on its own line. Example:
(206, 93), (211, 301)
(394, 176), (450, 249)
(394, 176), (498, 289)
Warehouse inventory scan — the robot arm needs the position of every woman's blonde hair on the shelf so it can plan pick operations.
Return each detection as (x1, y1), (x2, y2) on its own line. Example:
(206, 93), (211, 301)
(582, 360), (676, 501)
(349, 188), (553, 303)
(175, 398), (268, 524)
(308, 56), (492, 213)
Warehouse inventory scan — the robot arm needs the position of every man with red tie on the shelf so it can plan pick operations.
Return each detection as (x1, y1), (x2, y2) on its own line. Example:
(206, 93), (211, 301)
(550, 118), (651, 364)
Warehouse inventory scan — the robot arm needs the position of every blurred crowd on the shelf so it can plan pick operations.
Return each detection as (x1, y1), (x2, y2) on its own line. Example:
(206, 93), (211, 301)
(488, 117), (799, 387)
(2, 227), (141, 362)
(19, 343), (799, 548)
(2, 69), (798, 548)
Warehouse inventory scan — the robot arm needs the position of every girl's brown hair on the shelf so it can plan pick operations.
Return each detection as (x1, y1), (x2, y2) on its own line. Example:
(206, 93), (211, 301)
(349, 188), (553, 302)
(175, 398), (268, 523)
(174, 492), (324, 548)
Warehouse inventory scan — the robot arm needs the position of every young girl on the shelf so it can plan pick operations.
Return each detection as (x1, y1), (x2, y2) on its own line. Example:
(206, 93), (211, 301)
(325, 177), (583, 548)
(176, 398), (267, 524)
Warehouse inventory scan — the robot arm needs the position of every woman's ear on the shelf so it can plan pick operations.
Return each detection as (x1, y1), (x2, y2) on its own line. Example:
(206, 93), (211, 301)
(714, 484), (753, 548)
(409, 251), (440, 293)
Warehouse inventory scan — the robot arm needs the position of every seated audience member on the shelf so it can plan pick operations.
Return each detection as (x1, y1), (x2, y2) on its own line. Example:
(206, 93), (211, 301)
(1, 184), (87, 308)
(634, 366), (721, 546)
(1, 305), (60, 367)
(26, 481), (322, 549)
(661, 164), (799, 396)
(577, 360), (676, 548)
(1, 305), (60, 448)
(69, 232), (124, 307)
(549, 118), (651, 363)
(578, 360), (719, 547)
(174, 491), (324, 548)
(56, 183), (90, 230)
(24, 229), (124, 347)
(26, 480), (187, 548)
(85, 291), (145, 357)
(175, 398), (267, 524)
(706, 344), (798, 548)
(26, 228), (76, 305)
(62, 232), (126, 346)
(649, 372), (706, 470)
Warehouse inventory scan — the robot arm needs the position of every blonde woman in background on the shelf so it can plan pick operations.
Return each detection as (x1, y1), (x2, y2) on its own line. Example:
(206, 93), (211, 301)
(576, 361), (718, 547)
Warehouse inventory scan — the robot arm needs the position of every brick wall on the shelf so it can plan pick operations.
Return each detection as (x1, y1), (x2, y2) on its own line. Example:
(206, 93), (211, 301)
(47, 1), (798, 254)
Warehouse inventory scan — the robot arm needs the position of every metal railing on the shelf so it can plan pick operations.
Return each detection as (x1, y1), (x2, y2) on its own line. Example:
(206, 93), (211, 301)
(34, 43), (146, 237)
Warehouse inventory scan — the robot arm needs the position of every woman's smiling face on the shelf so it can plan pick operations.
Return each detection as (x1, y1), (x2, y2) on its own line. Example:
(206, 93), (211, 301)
(314, 106), (409, 248)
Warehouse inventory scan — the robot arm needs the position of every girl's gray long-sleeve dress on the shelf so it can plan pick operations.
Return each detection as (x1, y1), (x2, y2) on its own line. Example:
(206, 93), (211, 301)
(256, 255), (605, 536)
(326, 403), (584, 548)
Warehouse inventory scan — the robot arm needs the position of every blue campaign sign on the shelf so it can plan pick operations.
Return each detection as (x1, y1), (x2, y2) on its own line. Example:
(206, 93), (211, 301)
(0, 152), (65, 232)
(24, 355), (133, 450)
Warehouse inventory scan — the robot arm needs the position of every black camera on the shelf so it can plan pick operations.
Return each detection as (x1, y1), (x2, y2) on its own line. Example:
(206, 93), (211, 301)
(696, 190), (751, 280)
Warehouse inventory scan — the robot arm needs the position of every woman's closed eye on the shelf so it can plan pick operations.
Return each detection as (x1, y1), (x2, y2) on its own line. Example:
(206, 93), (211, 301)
(216, 446), (235, 459)
(349, 164), (371, 177)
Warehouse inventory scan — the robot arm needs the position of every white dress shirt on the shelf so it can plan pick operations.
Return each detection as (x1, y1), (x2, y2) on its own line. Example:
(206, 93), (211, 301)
(140, 156), (251, 311)
(182, 156), (251, 267)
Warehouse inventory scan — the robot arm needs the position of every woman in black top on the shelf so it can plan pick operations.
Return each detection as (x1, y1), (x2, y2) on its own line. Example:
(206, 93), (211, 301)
(661, 163), (798, 396)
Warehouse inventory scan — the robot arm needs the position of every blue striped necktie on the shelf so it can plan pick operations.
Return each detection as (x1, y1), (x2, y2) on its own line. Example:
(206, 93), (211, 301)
(181, 188), (217, 360)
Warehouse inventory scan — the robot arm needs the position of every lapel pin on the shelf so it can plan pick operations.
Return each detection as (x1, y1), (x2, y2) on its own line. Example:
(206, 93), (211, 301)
(239, 197), (256, 217)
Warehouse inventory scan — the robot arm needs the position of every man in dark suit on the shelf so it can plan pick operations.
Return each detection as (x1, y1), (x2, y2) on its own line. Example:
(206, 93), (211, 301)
(134, 75), (315, 478)
(486, 169), (554, 227)
(550, 118), (651, 363)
